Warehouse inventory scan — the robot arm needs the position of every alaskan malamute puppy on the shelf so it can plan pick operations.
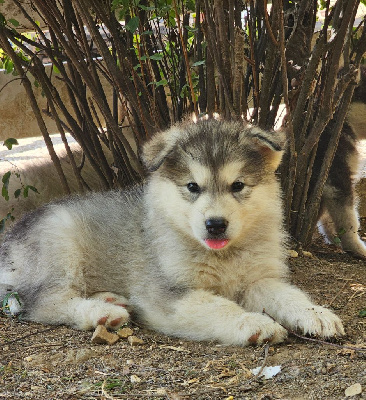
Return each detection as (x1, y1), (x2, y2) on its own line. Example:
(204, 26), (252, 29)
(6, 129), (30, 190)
(318, 66), (366, 258)
(0, 120), (344, 345)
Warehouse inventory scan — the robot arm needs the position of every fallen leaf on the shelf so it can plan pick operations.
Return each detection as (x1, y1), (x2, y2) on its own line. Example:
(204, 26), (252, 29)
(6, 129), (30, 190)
(345, 383), (362, 397)
(251, 365), (282, 379)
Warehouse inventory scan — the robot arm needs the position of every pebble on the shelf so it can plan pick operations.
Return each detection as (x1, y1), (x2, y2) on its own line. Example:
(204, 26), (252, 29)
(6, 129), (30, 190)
(345, 383), (362, 397)
(91, 325), (119, 345)
(128, 335), (145, 346)
(118, 327), (134, 338)
(65, 348), (97, 363)
(288, 250), (298, 258)
(130, 374), (141, 383)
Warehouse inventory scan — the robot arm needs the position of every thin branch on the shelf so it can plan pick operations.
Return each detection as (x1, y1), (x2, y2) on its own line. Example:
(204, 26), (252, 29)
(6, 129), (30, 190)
(263, 0), (279, 46)
(172, 0), (198, 118)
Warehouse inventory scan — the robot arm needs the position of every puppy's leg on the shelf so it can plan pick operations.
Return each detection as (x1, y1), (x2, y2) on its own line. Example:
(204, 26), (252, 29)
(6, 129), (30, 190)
(25, 291), (129, 330)
(140, 289), (287, 346)
(318, 210), (337, 244)
(319, 123), (366, 258)
(322, 184), (366, 258)
(243, 278), (344, 338)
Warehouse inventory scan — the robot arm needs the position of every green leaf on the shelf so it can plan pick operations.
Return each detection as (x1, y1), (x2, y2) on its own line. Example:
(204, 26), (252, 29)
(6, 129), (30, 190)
(26, 185), (39, 194)
(150, 53), (163, 61)
(8, 19), (20, 27)
(3, 138), (19, 150)
(2, 186), (9, 201)
(125, 16), (139, 33)
(154, 79), (167, 87)
(359, 309), (366, 318)
(192, 60), (205, 67)
(141, 30), (153, 36)
(138, 5), (156, 11)
(2, 292), (21, 313)
(4, 58), (14, 74)
(338, 227), (346, 236)
(0, 210), (13, 232)
(14, 188), (21, 198)
(2, 171), (11, 185)
(184, 25), (198, 32)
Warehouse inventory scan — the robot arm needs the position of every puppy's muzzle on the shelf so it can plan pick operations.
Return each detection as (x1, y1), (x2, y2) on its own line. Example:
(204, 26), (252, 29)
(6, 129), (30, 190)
(205, 218), (228, 236)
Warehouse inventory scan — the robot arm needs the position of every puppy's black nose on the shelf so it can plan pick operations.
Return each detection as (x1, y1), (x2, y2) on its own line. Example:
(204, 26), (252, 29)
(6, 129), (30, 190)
(205, 218), (228, 235)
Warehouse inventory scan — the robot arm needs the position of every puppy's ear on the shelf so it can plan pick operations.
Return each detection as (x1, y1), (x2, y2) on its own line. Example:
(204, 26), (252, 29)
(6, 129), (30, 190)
(245, 127), (287, 171)
(141, 125), (183, 172)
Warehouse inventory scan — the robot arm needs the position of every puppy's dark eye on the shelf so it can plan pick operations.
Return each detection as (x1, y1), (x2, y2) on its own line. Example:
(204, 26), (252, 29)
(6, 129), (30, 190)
(187, 182), (201, 193)
(231, 181), (245, 192)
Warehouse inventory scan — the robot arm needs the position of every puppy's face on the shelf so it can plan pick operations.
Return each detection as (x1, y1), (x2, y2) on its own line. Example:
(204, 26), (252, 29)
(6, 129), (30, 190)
(143, 120), (285, 251)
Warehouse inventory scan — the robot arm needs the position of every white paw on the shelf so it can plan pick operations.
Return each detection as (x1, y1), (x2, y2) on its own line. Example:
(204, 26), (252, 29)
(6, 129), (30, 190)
(240, 313), (288, 346)
(292, 306), (344, 338)
(341, 234), (366, 259)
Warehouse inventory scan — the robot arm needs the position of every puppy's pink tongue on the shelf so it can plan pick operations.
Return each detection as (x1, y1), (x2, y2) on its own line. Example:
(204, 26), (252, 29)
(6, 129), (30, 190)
(204, 239), (229, 249)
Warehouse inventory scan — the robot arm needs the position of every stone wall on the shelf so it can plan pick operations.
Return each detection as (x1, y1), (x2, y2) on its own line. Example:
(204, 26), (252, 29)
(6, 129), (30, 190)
(0, 65), (113, 141)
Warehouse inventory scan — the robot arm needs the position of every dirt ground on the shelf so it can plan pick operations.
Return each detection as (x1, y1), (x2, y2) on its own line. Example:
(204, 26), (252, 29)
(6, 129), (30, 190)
(0, 220), (365, 400)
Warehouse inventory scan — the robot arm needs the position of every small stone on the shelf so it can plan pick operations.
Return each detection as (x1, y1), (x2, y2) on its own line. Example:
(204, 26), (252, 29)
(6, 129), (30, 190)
(91, 325), (119, 345)
(118, 327), (134, 338)
(128, 335), (145, 347)
(345, 383), (362, 397)
(288, 249), (298, 258)
(130, 374), (141, 383)
(302, 251), (313, 258)
(24, 356), (33, 362)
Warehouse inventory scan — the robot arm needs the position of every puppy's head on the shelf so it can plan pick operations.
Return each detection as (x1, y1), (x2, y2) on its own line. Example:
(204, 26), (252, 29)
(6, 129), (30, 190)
(142, 119), (286, 251)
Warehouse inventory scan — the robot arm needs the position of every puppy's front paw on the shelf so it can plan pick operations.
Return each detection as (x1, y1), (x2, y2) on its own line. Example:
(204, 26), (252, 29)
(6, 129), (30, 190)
(240, 313), (288, 346)
(293, 306), (344, 338)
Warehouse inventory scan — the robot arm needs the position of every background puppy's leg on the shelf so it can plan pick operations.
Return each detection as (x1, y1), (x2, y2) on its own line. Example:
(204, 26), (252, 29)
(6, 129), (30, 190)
(243, 278), (345, 338)
(26, 291), (130, 330)
(318, 122), (366, 258)
(321, 183), (366, 258)
(318, 209), (337, 244)
(140, 289), (287, 346)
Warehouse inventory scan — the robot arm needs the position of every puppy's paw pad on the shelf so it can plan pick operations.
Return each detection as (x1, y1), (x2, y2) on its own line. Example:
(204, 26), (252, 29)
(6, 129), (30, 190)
(98, 316), (108, 325)
(244, 315), (288, 346)
(92, 292), (129, 308)
(110, 317), (125, 328)
(95, 304), (129, 330)
(105, 298), (127, 308)
(105, 297), (117, 303)
(248, 332), (260, 344)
